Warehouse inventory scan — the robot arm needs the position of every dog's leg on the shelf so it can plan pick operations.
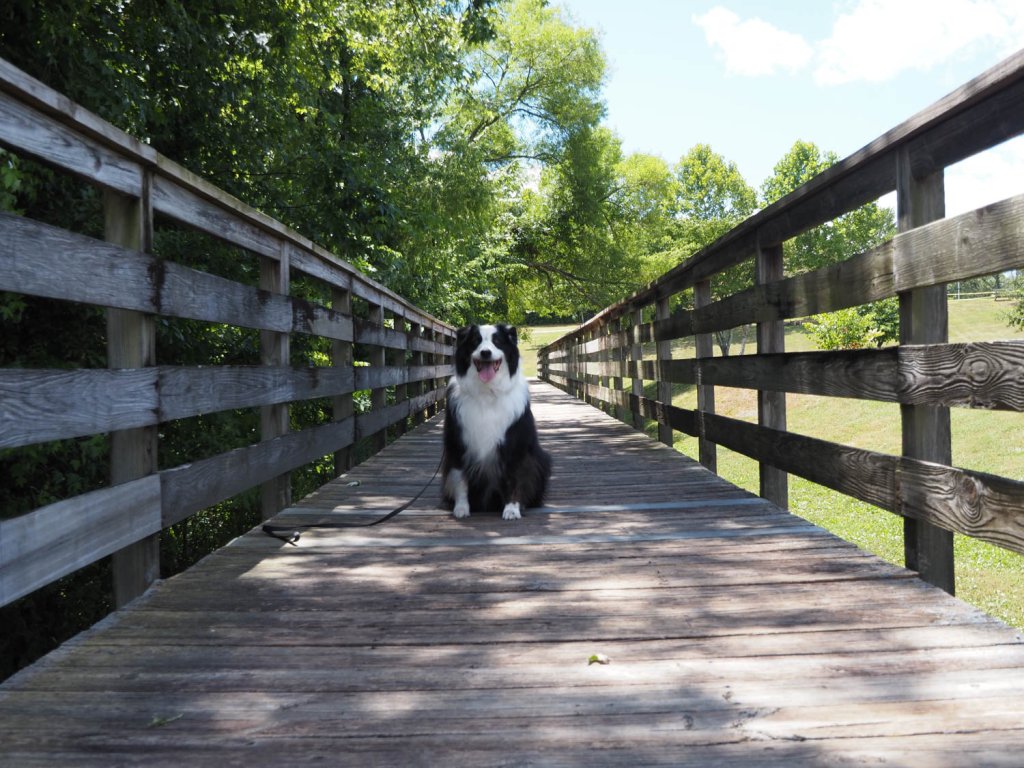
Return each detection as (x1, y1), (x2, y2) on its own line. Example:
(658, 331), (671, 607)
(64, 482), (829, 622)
(446, 468), (471, 519)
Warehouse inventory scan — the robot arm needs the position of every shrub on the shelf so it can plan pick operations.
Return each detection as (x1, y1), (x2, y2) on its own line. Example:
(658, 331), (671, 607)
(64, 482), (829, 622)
(803, 307), (882, 350)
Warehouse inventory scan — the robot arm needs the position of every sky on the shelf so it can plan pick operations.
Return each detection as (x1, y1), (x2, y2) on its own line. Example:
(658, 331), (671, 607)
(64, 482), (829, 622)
(557, 0), (1024, 216)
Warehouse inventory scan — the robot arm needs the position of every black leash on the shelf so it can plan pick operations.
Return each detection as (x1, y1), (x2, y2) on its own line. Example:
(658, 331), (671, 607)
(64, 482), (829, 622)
(261, 457), (443, 545)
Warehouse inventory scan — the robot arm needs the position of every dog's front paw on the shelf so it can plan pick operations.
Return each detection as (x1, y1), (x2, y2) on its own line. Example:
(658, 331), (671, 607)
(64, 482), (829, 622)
(452, 501), (471, 519)
(501, 502), (522, 521)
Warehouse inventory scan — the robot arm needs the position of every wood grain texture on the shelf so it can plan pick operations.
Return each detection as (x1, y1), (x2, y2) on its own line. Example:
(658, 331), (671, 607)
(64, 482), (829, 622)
(0, 213), (353, 338)
(158, 365), (355, 421)
(151, 175), (279, 258)
(159, 419), (356, 527)
(0, 476), (161, 607)
(0, 90), (142, 196)
(5, 383), (1024, 766)
(0, 368), (158, 448)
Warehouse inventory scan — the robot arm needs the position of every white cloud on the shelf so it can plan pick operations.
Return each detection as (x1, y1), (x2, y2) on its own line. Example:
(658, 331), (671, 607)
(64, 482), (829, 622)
(945, 135), (1024, 217)
(875, 137), (1024, 218)
(693, 7), (814, 77)
(815, 0), (1019, 86)
(694, 1), (1024, 85)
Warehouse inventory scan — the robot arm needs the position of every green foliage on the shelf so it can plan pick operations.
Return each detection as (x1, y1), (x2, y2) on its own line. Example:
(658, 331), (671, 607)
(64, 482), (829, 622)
(803, 298), (900, 351)
(0, 148), (22, 213)
(1006, 292), (1024, 331)
(803, 307), (882, 350)
(761, 140), (895, 276)
(674, 143), (755, 222)
(866, 297), (900, 345)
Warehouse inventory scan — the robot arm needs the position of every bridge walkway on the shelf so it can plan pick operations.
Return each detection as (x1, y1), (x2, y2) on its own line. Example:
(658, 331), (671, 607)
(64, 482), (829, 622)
(2, 382), (1023, 766)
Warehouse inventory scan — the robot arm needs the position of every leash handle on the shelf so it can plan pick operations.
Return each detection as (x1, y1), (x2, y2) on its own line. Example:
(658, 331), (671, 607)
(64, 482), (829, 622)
(261, 456), (443, 544)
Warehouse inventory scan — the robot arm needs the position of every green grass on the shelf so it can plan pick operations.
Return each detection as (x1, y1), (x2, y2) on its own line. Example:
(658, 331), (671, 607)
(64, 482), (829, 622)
(519, 324), (577, 379)
(526, 297), (1024, 630)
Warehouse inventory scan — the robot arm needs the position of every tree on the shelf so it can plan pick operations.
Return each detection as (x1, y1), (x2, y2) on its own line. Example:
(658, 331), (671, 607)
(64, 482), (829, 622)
(761, 140), (895, 275)
(669, 144), (758, 355)
(762, 140), (898, 347)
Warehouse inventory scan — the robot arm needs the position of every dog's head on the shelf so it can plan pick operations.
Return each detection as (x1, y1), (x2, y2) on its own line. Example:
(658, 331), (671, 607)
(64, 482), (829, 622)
(454, 324), (520, 385)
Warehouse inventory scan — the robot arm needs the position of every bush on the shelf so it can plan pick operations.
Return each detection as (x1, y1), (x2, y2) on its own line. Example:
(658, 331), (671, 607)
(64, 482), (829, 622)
(1005, 290), (1024, 331)
(803, 307), (882, 350)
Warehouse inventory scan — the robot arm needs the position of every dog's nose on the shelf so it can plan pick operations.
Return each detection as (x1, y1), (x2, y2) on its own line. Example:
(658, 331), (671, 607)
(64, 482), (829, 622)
(479, 349), (492, 359)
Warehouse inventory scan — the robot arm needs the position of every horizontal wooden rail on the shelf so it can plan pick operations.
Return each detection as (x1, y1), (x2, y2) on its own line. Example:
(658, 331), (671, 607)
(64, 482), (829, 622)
(0, 57), (454, 607)
(540, 50), (1024, 589)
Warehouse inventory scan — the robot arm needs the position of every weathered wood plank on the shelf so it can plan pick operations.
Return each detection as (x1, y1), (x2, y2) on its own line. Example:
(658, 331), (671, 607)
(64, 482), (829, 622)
(151, 175), (279, 259)
(159, 365), (355, 421)
(159, 419), (355, 527)
(0, 368), (158, 448)
(899, 341), (1024, 409)
(0, 90), (142, 196)
(0, 213), (355, 339)
(894, 191), (1024, 291)
(0, 212), (155, 311)
(0, 476), (161, 607)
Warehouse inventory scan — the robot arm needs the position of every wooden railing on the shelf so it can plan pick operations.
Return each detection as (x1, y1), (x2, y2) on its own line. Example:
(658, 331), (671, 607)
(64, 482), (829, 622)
(539, 50), (1024, 594)
(0, 59), (454, 608)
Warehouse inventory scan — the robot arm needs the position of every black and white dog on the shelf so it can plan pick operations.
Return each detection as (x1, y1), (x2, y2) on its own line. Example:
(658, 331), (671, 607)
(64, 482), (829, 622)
(442, 324), (551, 520)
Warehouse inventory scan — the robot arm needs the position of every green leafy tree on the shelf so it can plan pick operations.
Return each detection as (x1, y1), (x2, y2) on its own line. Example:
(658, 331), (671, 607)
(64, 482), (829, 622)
(762, 140), (897, 347)
(669, 144), (758, 355)
(761, 140), (895, 275)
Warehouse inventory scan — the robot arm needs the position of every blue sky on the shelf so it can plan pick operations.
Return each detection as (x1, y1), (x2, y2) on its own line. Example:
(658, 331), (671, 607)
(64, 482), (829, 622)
(557, 0), (1024, 216)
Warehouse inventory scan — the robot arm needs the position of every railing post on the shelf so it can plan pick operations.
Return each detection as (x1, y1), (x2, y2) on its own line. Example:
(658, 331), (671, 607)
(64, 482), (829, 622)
(630, 308), (644, 430)
(655, 297), (673, 448)
(596, 323), (606, 410)
(260, 243), (291, 520)
(694, 281), (717, 471)
(332, 285), (354, 476)
(613, 317), (626, 419)
(429, 326), (445, 418)
(573, 331), (581, 403)
(105, 178), (159, 607)
(409, 321), (425, 427)
(897, 148), (954, 594)
(391, 313), (409, 436)
(368, 302), (387, 452)
(756, 241), (788, 508)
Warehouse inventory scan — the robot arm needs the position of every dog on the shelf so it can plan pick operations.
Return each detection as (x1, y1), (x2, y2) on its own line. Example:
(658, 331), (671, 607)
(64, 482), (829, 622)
(442, 324), (551, 520)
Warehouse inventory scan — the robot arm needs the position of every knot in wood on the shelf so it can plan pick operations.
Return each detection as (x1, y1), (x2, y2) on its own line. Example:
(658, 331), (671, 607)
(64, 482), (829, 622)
(957, 475), (983, 526)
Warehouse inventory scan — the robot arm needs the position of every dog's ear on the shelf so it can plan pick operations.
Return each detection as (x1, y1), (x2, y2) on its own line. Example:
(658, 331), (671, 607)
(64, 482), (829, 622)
(456, 325), (473, 345)
(502, 325), (518, 346)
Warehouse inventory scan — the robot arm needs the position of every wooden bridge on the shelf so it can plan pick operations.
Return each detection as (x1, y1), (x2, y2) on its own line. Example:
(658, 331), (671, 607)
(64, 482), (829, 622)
(3, 49), (1024, 766)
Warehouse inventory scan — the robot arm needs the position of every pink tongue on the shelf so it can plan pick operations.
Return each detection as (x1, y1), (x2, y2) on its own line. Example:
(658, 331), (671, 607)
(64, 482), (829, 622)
(478, 364), (496, 383)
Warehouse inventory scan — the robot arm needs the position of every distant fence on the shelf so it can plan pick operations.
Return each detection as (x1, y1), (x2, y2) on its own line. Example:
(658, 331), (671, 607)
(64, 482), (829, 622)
(539, 50), (1024, 594)
(0, 58), (454, 608)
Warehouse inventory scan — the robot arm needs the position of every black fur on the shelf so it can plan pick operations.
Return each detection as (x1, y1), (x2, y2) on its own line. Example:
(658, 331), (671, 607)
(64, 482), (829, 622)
(453, 324), (521, 377)
(442, 324), (551, 516)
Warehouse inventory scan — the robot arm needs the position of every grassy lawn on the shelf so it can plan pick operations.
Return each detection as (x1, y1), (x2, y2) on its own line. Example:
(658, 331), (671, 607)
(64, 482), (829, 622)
(519, 324), (577, 378)
(525, 298), (1024, 630)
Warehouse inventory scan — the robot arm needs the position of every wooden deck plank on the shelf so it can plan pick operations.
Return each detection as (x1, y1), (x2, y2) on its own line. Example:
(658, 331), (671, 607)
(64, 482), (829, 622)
(2, 381), (1024, 766)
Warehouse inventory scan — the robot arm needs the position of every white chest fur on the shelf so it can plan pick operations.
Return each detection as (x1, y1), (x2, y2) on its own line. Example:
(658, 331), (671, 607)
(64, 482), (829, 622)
(450, 372), (529, 465)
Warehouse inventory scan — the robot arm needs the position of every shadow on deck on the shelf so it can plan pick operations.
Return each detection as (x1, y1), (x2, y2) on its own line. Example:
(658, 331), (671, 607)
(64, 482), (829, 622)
(2, 382), (1024, 766)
